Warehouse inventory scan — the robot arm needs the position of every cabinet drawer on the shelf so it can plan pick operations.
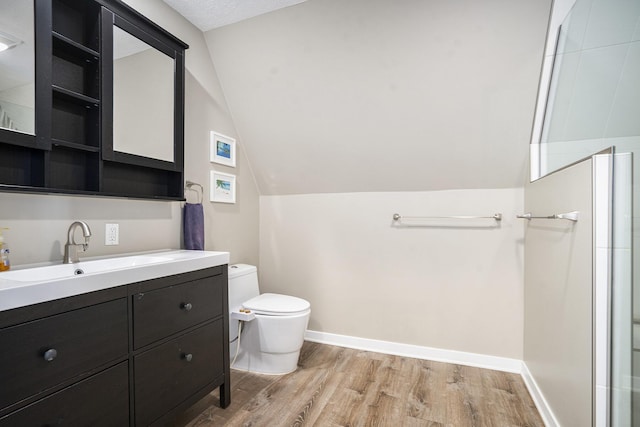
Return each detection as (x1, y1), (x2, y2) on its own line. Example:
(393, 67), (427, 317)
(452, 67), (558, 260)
(133, 275), (224, 349)
(0, 298), (128, 410)
(0, 362), (129, 427)
(134, 319), (224, 427)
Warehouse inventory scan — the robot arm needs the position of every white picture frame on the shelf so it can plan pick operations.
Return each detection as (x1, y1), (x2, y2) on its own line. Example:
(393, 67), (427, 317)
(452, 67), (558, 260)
(210, 131), (236, 167)
(210, 171), (236, 203)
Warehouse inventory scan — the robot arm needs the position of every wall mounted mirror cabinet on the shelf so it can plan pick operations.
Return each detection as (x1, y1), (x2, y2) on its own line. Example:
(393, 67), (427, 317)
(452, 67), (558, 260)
(0, 0), (188, 200)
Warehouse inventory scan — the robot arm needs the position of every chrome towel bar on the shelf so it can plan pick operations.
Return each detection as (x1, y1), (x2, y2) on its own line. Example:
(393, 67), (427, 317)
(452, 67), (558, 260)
(392, 213), (502, 221)
(516, 211), (579, 222)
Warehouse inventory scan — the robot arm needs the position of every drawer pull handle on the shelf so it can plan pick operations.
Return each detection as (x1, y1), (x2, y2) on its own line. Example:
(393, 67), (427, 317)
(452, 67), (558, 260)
(43, 349), (58, 362)
(183, 353), (193, 362)
(181, 302), (193, 311)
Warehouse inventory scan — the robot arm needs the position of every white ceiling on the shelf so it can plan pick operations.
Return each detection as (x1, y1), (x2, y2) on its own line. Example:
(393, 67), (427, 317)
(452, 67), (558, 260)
(161, 0), (308, 31)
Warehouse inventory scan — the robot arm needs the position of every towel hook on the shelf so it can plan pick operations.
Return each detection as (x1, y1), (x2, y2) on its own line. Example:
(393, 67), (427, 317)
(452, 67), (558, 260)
(185, 180), (203, 204)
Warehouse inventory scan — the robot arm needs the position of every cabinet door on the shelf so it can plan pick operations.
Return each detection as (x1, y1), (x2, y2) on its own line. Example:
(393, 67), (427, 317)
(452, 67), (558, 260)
(134, 319), (224, 426)
(133, 275), (224, 349)
(0, 362), (129, 427)
(0, 298), (128, 410)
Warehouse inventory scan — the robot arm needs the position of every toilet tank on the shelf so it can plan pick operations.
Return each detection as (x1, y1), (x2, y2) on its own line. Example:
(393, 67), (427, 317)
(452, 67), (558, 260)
(228, 264), (260, 312)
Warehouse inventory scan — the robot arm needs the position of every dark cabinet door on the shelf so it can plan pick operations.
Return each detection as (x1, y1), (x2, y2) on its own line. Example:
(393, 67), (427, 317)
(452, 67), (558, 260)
(0, 362), (129, 427)
(134, 319), (224, 427)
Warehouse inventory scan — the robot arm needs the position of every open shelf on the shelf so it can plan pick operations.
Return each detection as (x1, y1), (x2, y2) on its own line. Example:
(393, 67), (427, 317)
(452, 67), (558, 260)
(52, 138), (100, 153)
(53, 31), (100, 59)
(102, 162), (183, 199)
(49, 146), (99, 192)
(52, 53), (99, 99)
(0, 144), (45, 187)
(52, 96), (99, 148)
(52, 85), (100, 106)
(52, 0), (100, 52)
(50, 0), (101, 159)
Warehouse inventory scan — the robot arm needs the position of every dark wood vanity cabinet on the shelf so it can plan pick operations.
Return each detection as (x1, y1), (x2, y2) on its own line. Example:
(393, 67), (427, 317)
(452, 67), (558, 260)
(130, 266), (230, 426)
(0, 266), (230, 426)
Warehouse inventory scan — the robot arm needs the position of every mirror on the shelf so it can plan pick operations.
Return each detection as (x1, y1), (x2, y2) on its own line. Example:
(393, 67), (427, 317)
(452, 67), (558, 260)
(0, 0), (34, 135)
(112, 25), (175, 162)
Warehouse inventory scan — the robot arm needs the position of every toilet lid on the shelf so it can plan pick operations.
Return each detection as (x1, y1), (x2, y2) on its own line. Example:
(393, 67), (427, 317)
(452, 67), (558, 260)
(243, 293), (310, 315)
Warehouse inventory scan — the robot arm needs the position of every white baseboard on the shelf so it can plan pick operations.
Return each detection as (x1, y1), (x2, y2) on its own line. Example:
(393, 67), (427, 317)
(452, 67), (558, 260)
(521, 362), (559, 427)
(304, 329), (522, 374)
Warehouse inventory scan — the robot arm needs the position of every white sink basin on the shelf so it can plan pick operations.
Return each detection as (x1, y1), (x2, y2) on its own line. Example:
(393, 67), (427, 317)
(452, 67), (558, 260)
(0, 255), (172, 282)
(0, 250), (230, 312)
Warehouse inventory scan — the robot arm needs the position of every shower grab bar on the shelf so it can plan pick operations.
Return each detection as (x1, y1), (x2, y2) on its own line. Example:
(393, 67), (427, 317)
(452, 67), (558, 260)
(392, 213), (502, 222)
(516, 211), (579, 222)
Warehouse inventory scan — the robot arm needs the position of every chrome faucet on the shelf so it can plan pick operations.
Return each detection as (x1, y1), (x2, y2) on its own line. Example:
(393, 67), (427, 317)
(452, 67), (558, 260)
(63, 221), (92, 264)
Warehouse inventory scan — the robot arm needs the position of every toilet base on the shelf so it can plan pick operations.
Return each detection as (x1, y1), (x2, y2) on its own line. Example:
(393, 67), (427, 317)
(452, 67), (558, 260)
(231, 346), (302, 375)
(229, 310), (310, 375)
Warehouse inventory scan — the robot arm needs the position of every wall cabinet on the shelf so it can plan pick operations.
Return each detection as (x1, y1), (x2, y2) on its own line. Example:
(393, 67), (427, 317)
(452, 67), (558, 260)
(0, 0), (187, 200)
(0, 266), (230, 426)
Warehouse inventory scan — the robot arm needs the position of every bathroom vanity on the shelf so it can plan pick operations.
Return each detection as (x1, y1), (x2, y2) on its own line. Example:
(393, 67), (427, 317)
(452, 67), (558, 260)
(0, 250), (230, 426)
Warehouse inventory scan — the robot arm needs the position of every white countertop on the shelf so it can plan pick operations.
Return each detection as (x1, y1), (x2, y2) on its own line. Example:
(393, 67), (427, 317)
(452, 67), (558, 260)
(0, 250), (230, 312)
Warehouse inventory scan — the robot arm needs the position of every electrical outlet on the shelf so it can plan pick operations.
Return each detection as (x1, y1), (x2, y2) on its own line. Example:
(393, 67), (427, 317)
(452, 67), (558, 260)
(105, 223), (119, 245)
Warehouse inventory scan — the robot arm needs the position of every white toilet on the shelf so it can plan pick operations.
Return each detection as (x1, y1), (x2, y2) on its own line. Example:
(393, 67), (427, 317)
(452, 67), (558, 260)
(228, 264), (311, 375)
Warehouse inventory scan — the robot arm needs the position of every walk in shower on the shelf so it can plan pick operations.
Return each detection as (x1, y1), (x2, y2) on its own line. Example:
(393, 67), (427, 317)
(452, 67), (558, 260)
(530, 0), (640, 424)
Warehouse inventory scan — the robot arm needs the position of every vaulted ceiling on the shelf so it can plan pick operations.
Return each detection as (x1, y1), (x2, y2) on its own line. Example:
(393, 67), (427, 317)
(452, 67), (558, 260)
(162, 0), (307, 31)
(169, 0), (552, 195)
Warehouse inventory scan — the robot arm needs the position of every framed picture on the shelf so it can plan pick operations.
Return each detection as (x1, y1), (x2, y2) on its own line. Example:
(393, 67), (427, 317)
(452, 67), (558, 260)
(210, 131), (236, 167)
(210, 171), (236, 203)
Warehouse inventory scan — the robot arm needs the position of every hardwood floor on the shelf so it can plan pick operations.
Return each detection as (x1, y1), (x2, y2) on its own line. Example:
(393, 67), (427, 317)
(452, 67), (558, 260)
(176, 342), (543, 426)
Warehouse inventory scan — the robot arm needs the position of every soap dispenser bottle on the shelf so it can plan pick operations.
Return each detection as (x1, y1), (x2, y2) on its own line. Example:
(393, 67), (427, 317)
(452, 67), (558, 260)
(0, 228), (10, 271)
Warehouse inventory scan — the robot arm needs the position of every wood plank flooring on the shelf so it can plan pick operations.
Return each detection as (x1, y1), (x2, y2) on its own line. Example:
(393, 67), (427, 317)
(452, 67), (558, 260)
(175, 342), (543, 427)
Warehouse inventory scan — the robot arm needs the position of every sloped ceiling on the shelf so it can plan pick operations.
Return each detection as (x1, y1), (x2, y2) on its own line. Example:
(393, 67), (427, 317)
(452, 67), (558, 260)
(162, 0), (307, 31)
(202, 0), (551, 195)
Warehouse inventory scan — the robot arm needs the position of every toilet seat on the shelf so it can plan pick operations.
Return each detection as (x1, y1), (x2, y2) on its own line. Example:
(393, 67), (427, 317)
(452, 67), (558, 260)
(243, 293), (310, 316)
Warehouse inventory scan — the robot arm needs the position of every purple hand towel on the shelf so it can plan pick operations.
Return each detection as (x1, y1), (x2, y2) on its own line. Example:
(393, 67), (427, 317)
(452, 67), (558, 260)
(184, 203), (204, 250)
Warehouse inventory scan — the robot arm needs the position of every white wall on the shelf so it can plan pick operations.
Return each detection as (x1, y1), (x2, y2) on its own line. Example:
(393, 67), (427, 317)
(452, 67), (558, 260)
(205, 0), (551, 195)
(205, 0), (550, 364)
(523, 158), (594, 427)
(184, 71), (260, 265)
(260, 188), (525, 359)
(0, 194), (181, 265)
